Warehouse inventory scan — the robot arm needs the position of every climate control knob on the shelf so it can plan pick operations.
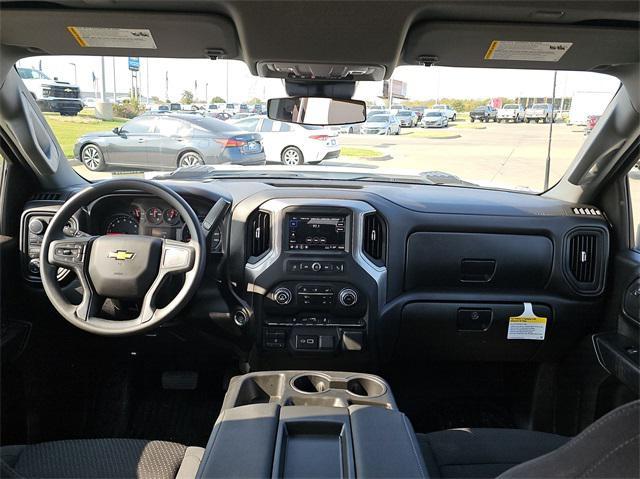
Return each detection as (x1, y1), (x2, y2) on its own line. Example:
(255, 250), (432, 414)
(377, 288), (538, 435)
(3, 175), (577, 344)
(273, 287), (293, 305)
(339, 288), (358, 307)
(311, 262), (322, 272)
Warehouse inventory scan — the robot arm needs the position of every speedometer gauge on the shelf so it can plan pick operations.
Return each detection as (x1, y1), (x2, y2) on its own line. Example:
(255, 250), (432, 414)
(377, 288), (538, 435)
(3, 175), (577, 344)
(106, 215), (139, 235)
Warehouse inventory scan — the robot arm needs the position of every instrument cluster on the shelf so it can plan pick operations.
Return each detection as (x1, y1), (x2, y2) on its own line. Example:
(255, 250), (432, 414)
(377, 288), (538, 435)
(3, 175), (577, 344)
(92, 196), (222, 252)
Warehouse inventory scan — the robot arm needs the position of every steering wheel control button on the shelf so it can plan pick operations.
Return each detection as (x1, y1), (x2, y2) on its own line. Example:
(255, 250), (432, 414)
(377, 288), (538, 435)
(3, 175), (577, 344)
(339, 288), (358, 307)
(296, 335), (319, 350)
(273, 287), (293, 305)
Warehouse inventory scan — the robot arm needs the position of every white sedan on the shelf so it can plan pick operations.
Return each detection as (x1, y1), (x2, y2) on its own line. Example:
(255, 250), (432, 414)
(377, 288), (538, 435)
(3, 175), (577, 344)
(230, 116), (340, 165)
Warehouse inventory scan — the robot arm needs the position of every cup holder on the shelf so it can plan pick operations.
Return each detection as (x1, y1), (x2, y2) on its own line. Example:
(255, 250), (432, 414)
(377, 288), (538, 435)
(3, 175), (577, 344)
(346, 377), (386, 398)
(291, 374), (331, 394)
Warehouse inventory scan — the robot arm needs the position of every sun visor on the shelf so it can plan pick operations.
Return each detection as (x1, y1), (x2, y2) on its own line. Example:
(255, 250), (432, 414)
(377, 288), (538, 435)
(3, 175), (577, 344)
(403, 22), (639, 71)
(0, 9), (239, 60)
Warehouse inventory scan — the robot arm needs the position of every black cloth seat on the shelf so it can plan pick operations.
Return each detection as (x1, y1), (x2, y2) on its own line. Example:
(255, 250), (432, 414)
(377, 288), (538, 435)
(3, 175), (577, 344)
(0, 438), (204, 479)
(417, 428), (569, 478)
(418, 399), (639, 479)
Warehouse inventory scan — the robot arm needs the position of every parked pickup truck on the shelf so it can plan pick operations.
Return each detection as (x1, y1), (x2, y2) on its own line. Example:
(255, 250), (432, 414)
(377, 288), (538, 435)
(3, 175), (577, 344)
(525, 103), (556, 123)
(497, 104), (525, 122)
(18, 67), (83, 116)
(469, 105), (497, 122)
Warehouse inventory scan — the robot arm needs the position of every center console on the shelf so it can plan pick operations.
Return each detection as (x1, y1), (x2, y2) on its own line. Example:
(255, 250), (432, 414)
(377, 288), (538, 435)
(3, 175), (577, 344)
(195, 371), (427, 478)
(245, 199), (386, 359)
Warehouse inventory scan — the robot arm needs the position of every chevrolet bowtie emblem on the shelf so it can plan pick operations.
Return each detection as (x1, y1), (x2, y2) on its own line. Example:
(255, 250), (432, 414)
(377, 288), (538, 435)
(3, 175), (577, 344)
(108, 250), (135, 261)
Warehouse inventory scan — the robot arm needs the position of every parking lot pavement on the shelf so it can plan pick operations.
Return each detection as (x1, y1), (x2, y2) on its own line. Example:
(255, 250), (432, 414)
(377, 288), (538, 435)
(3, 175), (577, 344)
(328, 121), (587, 191)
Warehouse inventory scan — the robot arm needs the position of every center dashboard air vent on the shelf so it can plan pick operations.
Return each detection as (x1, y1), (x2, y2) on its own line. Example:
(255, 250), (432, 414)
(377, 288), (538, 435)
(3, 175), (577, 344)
(563, 227), (608, 295)
(247, 210), (271, 259)
(363, 212), (386, 266)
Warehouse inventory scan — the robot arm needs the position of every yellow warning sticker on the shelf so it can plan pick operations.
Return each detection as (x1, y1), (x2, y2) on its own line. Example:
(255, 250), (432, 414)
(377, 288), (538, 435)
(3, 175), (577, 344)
(507, 303), (547, 340)
(484, 41), (572, 62)
(67, 27), (157, 49)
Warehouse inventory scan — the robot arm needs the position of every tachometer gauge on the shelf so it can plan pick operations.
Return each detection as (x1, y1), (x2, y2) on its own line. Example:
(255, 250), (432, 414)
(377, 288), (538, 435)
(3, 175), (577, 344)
(163, 208), (180, 225)
(146, 207), (163, 225)
(106, 215), (139, 235)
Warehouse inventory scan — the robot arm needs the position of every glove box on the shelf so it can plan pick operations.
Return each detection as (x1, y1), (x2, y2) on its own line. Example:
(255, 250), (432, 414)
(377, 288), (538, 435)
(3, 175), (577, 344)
(397, 302), (552, 361)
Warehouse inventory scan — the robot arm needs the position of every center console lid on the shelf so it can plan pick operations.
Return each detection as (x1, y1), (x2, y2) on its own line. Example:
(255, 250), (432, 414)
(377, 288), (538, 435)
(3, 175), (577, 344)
(196, 371), (427, 478)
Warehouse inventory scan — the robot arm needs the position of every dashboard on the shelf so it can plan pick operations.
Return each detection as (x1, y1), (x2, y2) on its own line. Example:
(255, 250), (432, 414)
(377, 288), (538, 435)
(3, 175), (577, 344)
(19, 178), (612, 369)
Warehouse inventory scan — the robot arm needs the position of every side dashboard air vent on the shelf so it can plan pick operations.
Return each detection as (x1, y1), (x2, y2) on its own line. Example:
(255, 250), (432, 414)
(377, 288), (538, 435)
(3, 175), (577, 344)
(31, 192), (62, 202)
(563, 228), (608, 295)
(363, 213), (386, 265)
(248, 210), (271, 259)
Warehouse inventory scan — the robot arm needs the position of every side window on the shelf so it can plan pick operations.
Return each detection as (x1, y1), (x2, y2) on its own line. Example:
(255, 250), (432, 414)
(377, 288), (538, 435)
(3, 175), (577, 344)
(629, 162), (640, 250)
(260, 119), (275, 132)
(279, 123), (292, 132)
(235, 118), (260, 132)
(122, 118), (155, 134)
(155, 119), (181, 136)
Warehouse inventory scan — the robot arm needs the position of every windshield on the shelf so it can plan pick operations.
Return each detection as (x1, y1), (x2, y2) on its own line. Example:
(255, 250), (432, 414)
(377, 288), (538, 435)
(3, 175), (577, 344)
(21, 56), (619, 192)
(17, 67), (51, 80)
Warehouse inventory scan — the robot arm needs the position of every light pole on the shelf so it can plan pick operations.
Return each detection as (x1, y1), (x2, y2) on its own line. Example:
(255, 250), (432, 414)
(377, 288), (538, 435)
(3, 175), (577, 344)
(543, 71), (558, 190)
(100, 56), (107, 101)
(225, 61), (229, 103)
(146, 58), (150, 105)
(69, 63), (77, 84)
(112, 57), (117, 102)
(205, 83), (208, 105)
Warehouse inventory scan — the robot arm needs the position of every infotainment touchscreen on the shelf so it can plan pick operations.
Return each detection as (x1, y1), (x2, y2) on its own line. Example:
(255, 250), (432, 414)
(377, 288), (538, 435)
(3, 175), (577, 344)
(287, 214), (347, 251)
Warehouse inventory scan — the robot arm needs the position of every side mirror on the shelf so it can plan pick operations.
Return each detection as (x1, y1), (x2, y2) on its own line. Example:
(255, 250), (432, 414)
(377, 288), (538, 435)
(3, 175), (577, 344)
(267, 97), (366, 126)
(112, 127), (120, 135)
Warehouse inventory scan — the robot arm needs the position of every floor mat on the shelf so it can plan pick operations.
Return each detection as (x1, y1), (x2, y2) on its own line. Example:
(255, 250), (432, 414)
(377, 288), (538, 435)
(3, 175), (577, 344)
(127, 381), (222, 447)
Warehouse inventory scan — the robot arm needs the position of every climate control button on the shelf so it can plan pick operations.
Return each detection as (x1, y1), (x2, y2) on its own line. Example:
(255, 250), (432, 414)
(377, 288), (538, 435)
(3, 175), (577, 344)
(338, 288), (358, 307)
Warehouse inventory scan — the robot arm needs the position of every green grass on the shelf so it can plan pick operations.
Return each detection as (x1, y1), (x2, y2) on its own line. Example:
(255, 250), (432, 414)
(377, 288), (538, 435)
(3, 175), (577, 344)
(407, 130), (461, 139)
(43, 111), (127, 158)
(341, 147), (384, 158)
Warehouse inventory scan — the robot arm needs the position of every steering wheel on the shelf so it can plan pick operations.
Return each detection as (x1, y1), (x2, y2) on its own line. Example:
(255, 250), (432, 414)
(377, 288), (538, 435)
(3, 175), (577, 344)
(40, 179), (207, 335)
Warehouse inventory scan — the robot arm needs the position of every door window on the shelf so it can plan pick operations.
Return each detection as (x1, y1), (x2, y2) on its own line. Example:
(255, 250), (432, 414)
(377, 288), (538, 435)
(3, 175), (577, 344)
(121, 118), (155, 134)
(234, 118), (260, 132)
(260, 119), (276, 132)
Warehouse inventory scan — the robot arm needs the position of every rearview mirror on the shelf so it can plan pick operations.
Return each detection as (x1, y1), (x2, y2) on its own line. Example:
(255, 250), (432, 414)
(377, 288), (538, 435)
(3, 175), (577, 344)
(267, 97), (366, 126)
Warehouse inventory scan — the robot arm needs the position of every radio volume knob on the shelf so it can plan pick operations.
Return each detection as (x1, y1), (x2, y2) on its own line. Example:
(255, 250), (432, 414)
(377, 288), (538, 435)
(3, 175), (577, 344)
(273, 287), (293, 305)
(339, 288), (358, 307)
